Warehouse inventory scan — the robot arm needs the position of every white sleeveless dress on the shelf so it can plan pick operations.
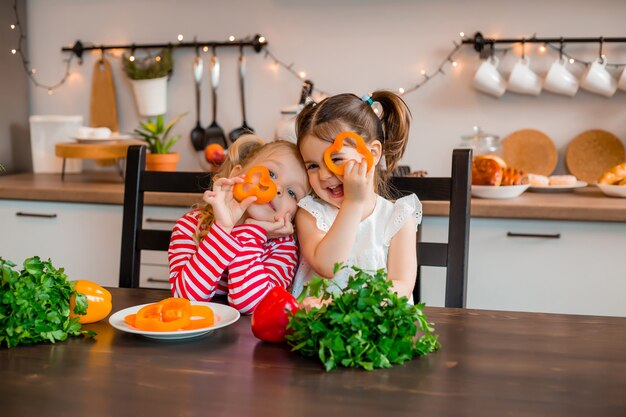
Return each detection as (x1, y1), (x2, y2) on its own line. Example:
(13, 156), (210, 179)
(292, 194), (422, 297)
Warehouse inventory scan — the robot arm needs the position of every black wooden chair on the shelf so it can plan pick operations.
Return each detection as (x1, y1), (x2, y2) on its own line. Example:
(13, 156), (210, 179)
(119, 145), (213, 288)
(389, 148), (472, 308)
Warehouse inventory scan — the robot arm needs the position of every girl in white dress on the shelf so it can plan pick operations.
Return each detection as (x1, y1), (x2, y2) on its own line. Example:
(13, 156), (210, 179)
(293, 90), (422, 301)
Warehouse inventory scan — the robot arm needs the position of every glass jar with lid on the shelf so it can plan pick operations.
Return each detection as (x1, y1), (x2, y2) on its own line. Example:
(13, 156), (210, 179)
(458, 126), (502, 158)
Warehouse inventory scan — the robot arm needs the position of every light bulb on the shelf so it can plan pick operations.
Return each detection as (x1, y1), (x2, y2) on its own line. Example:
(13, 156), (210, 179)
(129, 55), (135, 62)
(459, 32), (465, 38)
(177, 34), (184, 41)
(202, 46), (209, 52)
(299, 71), (306, 79)
(155, 55), (161, 62)
(10, 24), (16, 30)
(539, 45), (546, 53)
(229, 35), (235, 42)
(259, 36), (266, 43)
(11, 48), (17, 54)
(398, 87), (405, 94)
(569, 58), (575, 64)
(420, 69), (426, 76)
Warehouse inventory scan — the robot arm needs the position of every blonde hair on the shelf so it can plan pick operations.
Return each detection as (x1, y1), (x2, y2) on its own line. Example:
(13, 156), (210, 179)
(194, 135), (305, 243)
(295, 90), (411, 199)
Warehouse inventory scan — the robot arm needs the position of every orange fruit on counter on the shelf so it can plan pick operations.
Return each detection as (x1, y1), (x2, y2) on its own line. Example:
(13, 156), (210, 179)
(205, 144), (226, 165)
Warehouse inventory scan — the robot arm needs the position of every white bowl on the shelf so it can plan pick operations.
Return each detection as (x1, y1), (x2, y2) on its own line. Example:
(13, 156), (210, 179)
(471, 184), (530, 199)
(596, 183), (626, 198)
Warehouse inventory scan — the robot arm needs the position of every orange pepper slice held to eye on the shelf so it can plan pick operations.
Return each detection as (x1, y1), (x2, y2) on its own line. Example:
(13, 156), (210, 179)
(323, 131), (374, 176)
(232, 165), (278, 204)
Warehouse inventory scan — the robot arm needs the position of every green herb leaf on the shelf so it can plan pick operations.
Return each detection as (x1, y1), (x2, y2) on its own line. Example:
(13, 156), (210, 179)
(0, 257), (95, 348)
(286, 264), (440, 371)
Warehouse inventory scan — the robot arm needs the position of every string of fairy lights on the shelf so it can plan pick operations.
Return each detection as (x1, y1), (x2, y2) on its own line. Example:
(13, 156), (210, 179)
(7, 0), (626, 98)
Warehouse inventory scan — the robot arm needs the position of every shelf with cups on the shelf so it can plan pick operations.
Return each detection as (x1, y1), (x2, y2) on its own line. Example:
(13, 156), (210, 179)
(463, 32), (626, 98)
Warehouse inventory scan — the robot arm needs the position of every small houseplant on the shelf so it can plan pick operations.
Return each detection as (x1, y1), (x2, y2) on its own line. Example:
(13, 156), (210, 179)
(122, 48), (174, 116)
(134, 113), (186, 171)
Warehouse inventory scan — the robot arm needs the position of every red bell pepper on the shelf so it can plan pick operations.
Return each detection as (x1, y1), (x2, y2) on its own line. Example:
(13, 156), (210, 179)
(251, 286), (299, 343)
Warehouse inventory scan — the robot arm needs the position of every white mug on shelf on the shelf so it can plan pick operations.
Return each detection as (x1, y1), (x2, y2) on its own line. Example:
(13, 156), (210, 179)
(543, 57), (579, 96)
(580, 58), (617, 97)
(473, 56), (506, 98)
(617, 67), (626, 92)
(508, 58), (542, 95)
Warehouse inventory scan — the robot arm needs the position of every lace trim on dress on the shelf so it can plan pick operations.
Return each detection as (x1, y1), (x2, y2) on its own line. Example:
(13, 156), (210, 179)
(383, 194), (423, 246)
(297, 195), (331, 232)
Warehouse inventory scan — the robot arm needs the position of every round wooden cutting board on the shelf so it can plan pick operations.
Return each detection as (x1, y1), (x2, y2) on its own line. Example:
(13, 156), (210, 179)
(566, 130), (625, 183)
(502, 129), (558, 175)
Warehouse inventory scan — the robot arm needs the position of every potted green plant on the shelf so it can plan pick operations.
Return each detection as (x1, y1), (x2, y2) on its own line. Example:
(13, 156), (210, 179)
(134, 113), (186, 171)
(122, 48), (174, 116)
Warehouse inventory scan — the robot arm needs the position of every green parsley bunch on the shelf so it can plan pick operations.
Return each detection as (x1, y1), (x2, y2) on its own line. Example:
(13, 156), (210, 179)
(286, 264), (440, 371)
(0, 257), (93, 348)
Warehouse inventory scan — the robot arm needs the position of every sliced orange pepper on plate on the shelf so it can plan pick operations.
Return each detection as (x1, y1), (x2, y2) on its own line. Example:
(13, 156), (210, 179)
(323, 131), (374, 176)
(124, 298), (215, 332)
(232, 165), (277, 204)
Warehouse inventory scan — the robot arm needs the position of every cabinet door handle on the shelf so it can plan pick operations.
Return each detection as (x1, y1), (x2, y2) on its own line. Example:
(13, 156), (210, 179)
(147, 278), (169, 283)
(16, 211), (57, 219)
(145, 218), (177, 224)
(507, 232), (561, 239)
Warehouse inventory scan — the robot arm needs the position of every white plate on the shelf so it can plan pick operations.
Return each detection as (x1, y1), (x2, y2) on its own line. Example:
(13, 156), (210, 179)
(596, 183), (626, 198)
(529, 181), (588, 193)
(108, 301), (240, 340)
(74, 133), (135, 143)
(471, 184), (530, 199)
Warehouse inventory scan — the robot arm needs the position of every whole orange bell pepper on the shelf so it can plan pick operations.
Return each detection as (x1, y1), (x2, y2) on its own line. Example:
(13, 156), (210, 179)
(323, 131), (374, 176)
(69, 280), (113, 324)
(232, 165), (278, 204)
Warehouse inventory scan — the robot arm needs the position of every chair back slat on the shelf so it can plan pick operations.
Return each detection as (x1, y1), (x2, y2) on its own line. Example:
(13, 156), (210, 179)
(119, 145), (212, 288)
(388, 148), (471, 308)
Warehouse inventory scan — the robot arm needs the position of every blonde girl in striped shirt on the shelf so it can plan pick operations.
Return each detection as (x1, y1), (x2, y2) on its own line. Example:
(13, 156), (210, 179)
(168, 135), (309, 314)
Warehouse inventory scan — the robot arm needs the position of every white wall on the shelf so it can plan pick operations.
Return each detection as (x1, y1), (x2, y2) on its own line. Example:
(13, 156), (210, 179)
(25, 0), (626, 175)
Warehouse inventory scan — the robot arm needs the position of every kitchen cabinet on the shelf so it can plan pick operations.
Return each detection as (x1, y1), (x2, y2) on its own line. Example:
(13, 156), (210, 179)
(420, 216), (626, 317)
(0, 200), (122, 286)
(0, 200), (189, 289)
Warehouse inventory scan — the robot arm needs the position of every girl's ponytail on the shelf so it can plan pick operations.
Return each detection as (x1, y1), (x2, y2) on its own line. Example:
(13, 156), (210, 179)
(370, 90), (411, 177)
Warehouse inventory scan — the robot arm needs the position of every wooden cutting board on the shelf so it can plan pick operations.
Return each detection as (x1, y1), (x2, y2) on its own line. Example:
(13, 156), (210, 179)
(90, 58), (119, 132)
(566, 129), (625, 183)
(502, 129), (558, 175)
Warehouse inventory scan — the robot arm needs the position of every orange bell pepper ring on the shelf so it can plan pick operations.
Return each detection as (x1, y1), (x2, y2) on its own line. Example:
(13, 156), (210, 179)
(232, 165), (277, 204)
(323, 131), (374, 176)
(124, 298), (216, 332)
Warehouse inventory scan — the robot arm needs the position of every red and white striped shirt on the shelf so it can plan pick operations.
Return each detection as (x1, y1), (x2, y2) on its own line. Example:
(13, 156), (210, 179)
(168, 210), (298, 314)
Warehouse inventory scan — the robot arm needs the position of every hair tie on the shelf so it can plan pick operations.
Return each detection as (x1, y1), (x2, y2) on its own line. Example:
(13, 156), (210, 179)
(361, 95), (373, 106)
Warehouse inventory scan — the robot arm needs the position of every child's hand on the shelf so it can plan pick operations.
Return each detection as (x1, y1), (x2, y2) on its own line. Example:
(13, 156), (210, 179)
(300, 295), (332, 311)
(342, 159), (374, 206)
(245, 211), (294, 239)
(203, 176), (257, 232)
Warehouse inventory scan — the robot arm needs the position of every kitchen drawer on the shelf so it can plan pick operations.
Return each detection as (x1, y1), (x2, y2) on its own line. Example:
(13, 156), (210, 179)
(139, 264), (171, 289)
(143, 206), (189, 230)
(467, 218), (626, 316)
(418, 216), (626, 316)
(0, 199), (122, 287)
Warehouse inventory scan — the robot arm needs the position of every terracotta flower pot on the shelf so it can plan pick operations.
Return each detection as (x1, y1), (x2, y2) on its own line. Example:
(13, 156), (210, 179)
(145, 152), (180, 172)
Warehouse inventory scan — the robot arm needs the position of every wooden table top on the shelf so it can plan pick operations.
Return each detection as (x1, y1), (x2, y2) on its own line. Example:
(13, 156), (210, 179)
(2, 288), (625, 417)
(0, 172), (625, 221)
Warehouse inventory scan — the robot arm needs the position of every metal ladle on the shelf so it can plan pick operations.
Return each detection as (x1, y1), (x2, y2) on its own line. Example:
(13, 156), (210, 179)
(204, 46), (228, 148)
(228, 45), (254, 142)
(190, 47), (206, 151)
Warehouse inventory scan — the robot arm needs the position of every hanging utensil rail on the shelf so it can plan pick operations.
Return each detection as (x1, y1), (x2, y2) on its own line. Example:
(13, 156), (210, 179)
(62, 34), (267, 61)
(464, 32), (626, 53)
